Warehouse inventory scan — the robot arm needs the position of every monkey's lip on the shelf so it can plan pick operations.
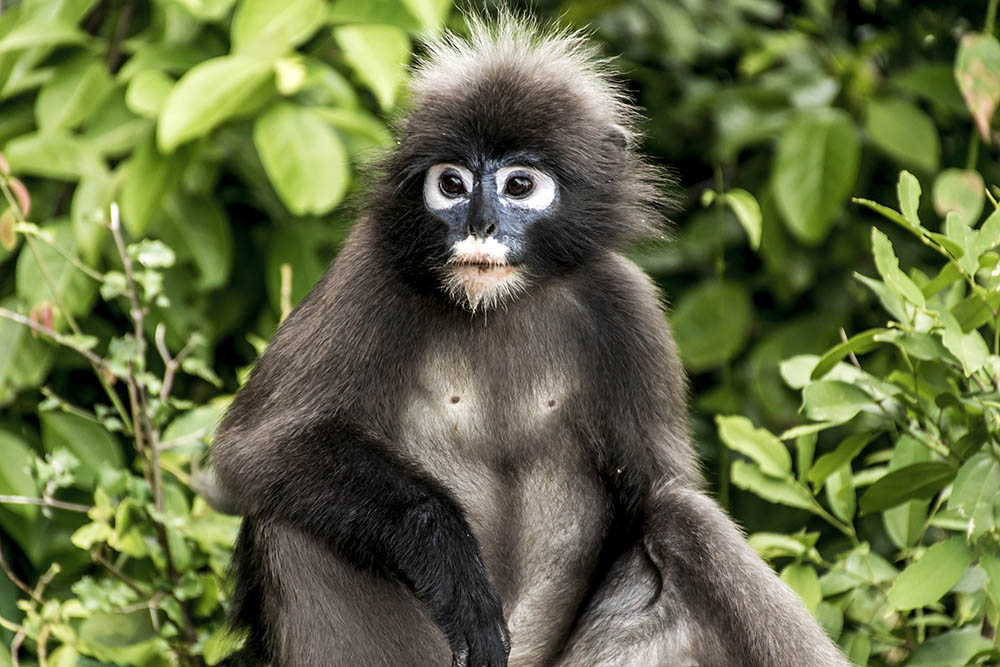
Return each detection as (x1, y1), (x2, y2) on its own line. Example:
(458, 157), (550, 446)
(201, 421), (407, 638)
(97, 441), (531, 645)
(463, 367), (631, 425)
(450, 259), (512, 270)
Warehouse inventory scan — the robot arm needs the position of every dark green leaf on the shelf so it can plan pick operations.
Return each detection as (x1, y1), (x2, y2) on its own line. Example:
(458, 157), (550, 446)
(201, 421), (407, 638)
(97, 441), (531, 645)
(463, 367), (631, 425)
(859, 461), (954, 515)
(41, 411), (124, 488)
(807, 433), (870, 492)
(121, 132), (195, 236)
(865, 98), (940, 172)
(772, 110), (859, 245)
(670, 281), (753, 372)
(947, 453), (1000, 540)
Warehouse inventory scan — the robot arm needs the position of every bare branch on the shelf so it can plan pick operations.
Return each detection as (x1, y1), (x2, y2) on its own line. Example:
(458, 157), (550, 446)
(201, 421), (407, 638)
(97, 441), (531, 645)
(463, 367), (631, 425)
(0, 495), (90, 513)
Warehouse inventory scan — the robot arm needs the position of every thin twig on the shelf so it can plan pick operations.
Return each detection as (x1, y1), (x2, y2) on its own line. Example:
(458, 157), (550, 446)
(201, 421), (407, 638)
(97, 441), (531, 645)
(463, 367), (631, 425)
(0, 306), (109, 369)
(0, 543), (39, 603)
(0, 495), (90, 513)
(92, 551), (149, 596)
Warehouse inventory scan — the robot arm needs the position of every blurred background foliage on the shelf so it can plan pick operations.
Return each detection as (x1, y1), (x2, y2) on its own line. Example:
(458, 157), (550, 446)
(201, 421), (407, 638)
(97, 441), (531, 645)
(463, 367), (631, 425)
(0, 0), (998, 664)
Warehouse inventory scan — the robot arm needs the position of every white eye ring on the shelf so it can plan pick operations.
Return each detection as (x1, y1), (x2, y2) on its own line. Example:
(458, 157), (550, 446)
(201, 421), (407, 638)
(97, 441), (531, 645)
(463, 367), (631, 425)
(425, 164), (474, 210)
(496, 166), (556, 210)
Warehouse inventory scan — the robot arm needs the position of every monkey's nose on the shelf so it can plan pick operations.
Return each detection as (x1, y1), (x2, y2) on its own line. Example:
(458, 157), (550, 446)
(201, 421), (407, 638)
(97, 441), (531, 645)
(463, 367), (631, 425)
(468, 222), (498, 238)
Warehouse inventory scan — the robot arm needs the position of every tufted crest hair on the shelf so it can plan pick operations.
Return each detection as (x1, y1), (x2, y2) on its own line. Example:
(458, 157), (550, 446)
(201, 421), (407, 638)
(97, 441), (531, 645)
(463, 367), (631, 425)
(365, 12), (672, 292)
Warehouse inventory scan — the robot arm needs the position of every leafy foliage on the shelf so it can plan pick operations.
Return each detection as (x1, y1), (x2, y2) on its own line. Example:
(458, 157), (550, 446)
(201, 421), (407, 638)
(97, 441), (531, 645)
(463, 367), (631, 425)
(0, 0), (998, 665)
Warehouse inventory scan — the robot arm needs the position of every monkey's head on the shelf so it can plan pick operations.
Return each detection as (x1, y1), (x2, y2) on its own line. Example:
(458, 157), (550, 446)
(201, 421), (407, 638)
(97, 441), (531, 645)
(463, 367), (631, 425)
(369, 16), (666, 312)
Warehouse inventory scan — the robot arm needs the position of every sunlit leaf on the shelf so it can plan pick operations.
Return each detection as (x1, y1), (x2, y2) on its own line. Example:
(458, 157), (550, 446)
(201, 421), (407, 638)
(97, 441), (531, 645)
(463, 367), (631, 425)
(253, 102), (349, 216)
(887, 537), (973, 610)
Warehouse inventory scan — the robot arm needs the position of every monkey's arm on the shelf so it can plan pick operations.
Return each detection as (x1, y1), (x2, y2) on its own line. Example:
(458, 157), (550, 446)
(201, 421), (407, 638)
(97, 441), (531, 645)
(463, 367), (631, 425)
(214, 422), (509, 667)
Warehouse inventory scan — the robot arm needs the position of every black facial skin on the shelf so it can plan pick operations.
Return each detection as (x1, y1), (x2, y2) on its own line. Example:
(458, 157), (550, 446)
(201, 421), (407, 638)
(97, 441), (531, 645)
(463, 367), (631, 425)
(209, 23), (849, 667)
(425, 157), (558, 265)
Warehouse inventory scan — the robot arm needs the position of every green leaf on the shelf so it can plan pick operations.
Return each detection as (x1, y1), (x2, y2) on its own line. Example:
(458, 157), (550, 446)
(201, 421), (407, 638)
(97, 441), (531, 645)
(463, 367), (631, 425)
(314, 107), (392, 154)
(801, 380), (873, 424)
(871, 228), (925, 307)
(0, 20), (86, 54)
(933, 169), (985, 227)
(956, 32), (1000, 140)
(254, 102), (349, 216)
(977, 208), (1000, 255)
(779, 354), (820, 390)
(121, 131), (195, 236)
(670, 281), (753, 373)
(722, 189), (762, 250)
(887, 537), (973, 610)
(328, 0), (422, 32)
(807, 433), (870, 492)
(897, 170), (921, 226)
(841, 633), (871, 667)
(780, 563), (821, 615)
(35, 55), (111, 131)
(859, 461), (955, 515)
(809, 329), (887, 380)
(71, 168), (114, 265)
(716, 415), (791, 478)
(15, 222), (98, 323)
(982, 552), (1000, 611)
(865, 97), (939, 172)
(203, 625), (246, 665)
(231, 0), (327, 54)
(3, 131), (97, 180)
(905, 627), (993, 667)
(400, 0), (450, 34)
(772, 109), (859, 245)
(334, 24), (410, 110)
(945, 212), (981, 276)
(730, 460), (812, 510)
(124, 69), (174, 119)
(0, 297), (54, 403)
(157, 55), (274, 152)
(940, 325), (990, 377)
(41, 411), (124, 488)
(168, 0), (236, 20)
(155, 194), (234, 290)
(883, 435), (932, 550)
(947, 452), (1000, 540)
(824, 463), (855, 523)
(0, 430), (38, 520)
(854, 273), (908, 323)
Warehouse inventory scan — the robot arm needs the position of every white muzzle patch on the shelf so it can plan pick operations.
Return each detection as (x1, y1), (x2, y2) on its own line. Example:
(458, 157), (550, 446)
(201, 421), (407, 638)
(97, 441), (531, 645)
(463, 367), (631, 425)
(443, 236), (526, 312)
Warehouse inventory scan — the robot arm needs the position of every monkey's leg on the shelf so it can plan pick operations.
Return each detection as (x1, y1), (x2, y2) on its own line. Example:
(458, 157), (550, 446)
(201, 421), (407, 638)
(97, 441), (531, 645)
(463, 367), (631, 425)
(557, 483), (848, 667)
(230, 516), (450, 666)
(216, 424), (509, 667)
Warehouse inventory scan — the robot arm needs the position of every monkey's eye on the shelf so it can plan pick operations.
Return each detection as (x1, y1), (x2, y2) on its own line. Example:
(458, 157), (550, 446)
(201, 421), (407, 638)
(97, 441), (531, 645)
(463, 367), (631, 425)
(505, 176), (533, 198)
(439, 172), (466, 197)
(495, 165), (556, 210)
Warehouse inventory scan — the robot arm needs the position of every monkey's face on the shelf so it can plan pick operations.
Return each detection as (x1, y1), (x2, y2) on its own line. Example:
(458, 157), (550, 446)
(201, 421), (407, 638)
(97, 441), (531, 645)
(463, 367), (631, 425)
(422, 160), (558, 311)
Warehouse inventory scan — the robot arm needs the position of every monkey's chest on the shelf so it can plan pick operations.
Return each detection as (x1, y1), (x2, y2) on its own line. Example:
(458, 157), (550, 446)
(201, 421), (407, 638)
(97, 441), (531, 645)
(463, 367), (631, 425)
(396, 352), (606, 647)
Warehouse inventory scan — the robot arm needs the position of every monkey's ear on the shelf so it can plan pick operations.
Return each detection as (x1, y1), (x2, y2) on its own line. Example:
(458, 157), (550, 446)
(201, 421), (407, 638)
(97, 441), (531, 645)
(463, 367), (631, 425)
(603, 124), (630, 156)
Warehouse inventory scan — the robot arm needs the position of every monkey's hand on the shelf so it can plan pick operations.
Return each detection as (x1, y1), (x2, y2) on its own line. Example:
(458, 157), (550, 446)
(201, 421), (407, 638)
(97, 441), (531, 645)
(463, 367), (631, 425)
(447, 596), (510, 667)
(437, 553), (510, 667)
